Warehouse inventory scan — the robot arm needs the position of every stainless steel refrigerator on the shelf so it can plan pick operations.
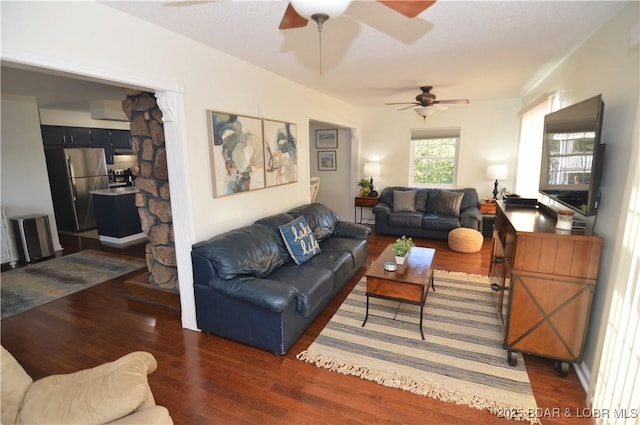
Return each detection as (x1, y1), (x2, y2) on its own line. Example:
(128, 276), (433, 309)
(44, 148), (109, 232)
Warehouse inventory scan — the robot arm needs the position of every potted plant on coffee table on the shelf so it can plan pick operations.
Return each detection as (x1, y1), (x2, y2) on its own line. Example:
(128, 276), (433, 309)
(391, 236), (414, 265)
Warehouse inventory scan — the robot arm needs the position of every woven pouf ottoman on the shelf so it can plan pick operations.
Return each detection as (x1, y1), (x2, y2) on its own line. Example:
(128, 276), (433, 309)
(448, 227), (484, 253)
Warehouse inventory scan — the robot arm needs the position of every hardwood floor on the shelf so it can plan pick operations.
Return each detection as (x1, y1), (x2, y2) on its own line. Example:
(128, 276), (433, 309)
(1, 232), (594, 425)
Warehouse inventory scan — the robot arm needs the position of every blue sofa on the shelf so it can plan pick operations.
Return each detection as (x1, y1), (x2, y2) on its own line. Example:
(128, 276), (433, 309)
(191, 203), (370, 355)
(373, 187), (482, 240)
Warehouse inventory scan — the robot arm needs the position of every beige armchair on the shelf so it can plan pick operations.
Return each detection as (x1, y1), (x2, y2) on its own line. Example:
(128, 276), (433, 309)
(1, 346), (173, 425)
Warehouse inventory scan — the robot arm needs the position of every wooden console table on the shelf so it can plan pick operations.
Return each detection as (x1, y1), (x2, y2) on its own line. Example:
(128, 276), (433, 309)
(489, 201), (602, 376)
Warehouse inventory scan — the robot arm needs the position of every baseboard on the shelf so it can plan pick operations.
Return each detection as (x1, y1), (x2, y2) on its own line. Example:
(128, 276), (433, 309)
(124, 272), (181, 311)
(574, 360), (591, 394)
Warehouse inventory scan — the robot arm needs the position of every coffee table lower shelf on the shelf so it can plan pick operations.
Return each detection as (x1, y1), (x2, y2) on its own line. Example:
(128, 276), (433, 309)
(361, 275), (435, 340)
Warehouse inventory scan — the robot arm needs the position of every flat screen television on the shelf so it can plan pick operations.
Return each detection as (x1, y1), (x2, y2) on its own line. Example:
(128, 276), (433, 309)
(539, 95), (605, 216)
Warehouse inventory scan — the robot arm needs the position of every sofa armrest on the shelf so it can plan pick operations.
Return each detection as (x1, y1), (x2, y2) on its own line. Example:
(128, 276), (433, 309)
(372, 203), (392, 215)
(19, 352), (157, 425)
(207, 277), (300, 313)
(334, 221), (371, 239)
(108, 406), (173, 425)
(459, 207), (482, 230)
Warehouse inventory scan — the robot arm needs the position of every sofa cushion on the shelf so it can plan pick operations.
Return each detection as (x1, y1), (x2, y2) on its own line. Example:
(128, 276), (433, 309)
(268, 264), (333, 317)
(192, 224), (285, 279)
(393, 190), (416, 212)
(279, 216), (321, 265)
(436, 190), (465, 216)
(1, 346), (33, 425)
(388, 211), (424, 227)
(254, 213), (296, 261)
(288, 203), (338, 241)
(421, 214), (461, 231)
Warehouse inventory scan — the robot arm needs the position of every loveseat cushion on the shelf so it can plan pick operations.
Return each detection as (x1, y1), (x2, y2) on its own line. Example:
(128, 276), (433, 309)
(393, 190), (416, 212)
(421, 214), (460, 231)
(388, 211), (424, 227)
(279, 216), (321, 265)
(192, 223), (285, 279)
(288, 203), (339, 241)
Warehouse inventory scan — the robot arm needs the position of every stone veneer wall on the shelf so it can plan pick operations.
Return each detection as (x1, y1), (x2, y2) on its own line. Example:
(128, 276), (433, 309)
(122, 91), (178, 292)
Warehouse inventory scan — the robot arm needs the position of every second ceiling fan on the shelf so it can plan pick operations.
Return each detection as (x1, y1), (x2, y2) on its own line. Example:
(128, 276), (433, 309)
(387, 86), (470, 111)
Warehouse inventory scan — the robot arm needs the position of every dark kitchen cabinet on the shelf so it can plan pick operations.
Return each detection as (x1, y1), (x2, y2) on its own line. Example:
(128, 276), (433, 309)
(90, 128), (113, 164)
(66, 127), (92, 146)
(110, 129), (132, 149)
(42, 125), (91, 147)
(41, 126), (132, 165)
(41, 126), (68, 146)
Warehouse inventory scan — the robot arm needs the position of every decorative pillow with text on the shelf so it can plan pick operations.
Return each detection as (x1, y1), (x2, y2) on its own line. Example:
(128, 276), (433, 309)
(279, 216), (321, 265)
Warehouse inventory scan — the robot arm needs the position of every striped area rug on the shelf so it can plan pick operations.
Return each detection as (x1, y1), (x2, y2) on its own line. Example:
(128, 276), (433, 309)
(297, 270), (539, 423)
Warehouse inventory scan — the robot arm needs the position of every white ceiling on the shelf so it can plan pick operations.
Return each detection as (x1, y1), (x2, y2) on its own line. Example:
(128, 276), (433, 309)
(1, 1), (627, 111)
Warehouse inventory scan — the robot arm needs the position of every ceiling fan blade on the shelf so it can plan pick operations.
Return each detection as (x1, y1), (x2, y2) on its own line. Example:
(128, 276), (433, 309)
(397, 104), (420, 111)
(378, 0), (436, 18)
(385, 102), (420, 106)
(435, 99), (470, 104)
(279, 3), (308, 30)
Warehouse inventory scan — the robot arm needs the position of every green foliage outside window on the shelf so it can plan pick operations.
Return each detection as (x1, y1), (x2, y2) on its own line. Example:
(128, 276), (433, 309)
(412, 138), (457, 184)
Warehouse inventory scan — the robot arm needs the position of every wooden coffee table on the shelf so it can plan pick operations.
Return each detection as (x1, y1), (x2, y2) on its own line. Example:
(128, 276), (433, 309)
(362, 244), (436, 339)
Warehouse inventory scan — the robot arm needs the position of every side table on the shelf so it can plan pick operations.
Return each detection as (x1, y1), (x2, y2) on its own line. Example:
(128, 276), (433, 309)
(480, 201), (496, 237)
(355, 196), (378, 224)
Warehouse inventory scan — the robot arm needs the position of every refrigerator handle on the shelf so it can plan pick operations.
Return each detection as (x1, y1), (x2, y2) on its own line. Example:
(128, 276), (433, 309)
(71, 179), (78, 202)
(66, 155), (75, 180)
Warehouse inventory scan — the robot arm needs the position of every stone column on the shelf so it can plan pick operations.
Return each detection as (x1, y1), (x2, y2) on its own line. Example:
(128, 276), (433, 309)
(122, 91), (178, 292)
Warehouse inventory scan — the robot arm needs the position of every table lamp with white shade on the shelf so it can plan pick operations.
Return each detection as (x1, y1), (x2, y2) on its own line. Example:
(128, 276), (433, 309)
(486, 164), (508, 199)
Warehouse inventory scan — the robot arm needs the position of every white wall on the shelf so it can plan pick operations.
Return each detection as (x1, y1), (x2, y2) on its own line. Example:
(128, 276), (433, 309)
(0, 94), (62, 252)
(520, 2), (639, 387)
(309, 122), (352, 220)
(360, 98), (521, 200)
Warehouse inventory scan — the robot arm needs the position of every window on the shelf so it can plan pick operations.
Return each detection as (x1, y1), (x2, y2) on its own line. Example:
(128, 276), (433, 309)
(409, 129), (460, 187)
(514, 92), (557, 197)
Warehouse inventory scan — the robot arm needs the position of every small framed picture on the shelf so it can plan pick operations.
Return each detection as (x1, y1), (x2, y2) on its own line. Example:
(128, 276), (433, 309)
(316, 129), (338, 149)
(318, 151), (337, 171)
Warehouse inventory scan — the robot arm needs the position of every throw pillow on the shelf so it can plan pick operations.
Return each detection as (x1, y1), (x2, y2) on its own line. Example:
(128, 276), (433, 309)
(393, 190), (417, 212)
(435, 190), (465, 216)
(279, 216), (321, 265)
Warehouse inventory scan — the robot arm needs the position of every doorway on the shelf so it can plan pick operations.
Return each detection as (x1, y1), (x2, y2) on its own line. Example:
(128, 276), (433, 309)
(308, 120), (357, 221)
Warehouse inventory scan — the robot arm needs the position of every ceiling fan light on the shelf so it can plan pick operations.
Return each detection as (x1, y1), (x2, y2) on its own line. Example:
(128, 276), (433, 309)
(290, 0), (351, 20)
(414, 104), (447, 118)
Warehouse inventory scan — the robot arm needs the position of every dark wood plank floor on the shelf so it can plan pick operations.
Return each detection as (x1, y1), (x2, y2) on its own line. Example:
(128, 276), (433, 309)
(1, 232), (594, 425)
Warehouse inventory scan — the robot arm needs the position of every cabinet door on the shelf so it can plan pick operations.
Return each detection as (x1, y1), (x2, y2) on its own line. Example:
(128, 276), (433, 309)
(110, 130), (132, 149)
(41, 125), (68, 145)
(90, 128), (114, 164)
(67, 127), (92, 146)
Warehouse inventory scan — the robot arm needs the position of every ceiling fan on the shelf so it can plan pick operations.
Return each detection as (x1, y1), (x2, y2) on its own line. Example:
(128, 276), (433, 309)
(386, 86), (470, 110)
(386, 86), (470, 120)
(279, 1), (437, 30)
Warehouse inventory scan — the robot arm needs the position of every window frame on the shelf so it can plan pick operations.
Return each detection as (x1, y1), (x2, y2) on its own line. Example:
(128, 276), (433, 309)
(408, 129), (461, 188)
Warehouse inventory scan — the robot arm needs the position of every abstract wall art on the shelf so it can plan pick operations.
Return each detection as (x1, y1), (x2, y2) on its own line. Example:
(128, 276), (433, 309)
(263, 119), (298, 187)
(207, 111), (265, 197)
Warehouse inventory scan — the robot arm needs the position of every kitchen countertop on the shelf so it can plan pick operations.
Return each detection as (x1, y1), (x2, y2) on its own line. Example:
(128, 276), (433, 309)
(90, 187), (140, 196)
